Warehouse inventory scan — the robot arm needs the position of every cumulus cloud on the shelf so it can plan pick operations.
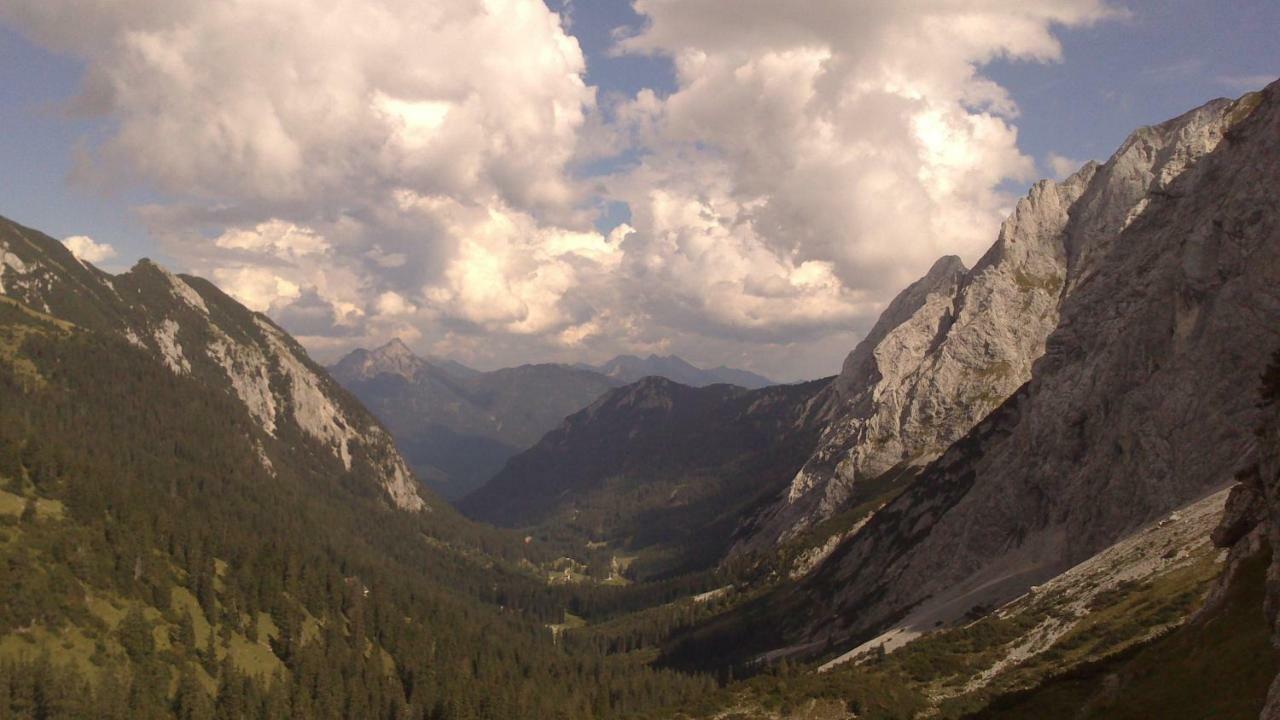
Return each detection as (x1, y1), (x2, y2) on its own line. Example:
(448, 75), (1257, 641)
(604, 0), (1115, 310)
(4, 0), (1117, 380)
(1046, 152), (1086, 180)
(62, 235), (117, 263)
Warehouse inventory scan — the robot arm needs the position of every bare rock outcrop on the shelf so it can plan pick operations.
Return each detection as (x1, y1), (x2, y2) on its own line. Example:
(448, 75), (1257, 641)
(739, 92), (1245, 554)
(797, 83), (1278, 650)
(1212, 349), (1280, 719)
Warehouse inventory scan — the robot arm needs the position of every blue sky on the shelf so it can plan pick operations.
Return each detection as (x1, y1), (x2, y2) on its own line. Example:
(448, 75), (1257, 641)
(0, 0), (1274, 379)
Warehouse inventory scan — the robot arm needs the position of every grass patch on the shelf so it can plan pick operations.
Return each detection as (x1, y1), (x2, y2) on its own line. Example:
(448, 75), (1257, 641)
(0, 296), (75, 389)
(0, 490), (65, 520)
(225, 632), (284, 680)
(1011, 269), (1062, 294)
(0, 625), (103, 682)
(1227, 91), (1263, 128)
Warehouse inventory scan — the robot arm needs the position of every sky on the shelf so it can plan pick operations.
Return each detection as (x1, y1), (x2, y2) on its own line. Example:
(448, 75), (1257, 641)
(0, 1), (1275, 381)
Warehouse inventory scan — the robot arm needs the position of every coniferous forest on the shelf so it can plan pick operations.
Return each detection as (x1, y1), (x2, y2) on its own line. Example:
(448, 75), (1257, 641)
(0, 281), (719, 719)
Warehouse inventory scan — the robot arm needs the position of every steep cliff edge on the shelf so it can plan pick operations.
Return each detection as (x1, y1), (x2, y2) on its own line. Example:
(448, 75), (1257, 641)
(1212, 349), (1280, 718)
(739, 93), (1244, 554)
(794, 83), (1277, 650)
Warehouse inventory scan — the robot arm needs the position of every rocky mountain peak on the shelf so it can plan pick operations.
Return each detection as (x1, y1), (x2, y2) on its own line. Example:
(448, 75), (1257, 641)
(0, 218), (428, 513)
(795, 82), (1279, 651)
(736, 89), (1255, 555)
(378, 336), (415, 358)
(332, 337), (428, 383)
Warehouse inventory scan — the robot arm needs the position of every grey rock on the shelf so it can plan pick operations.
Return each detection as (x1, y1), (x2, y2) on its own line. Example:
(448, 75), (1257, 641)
(796, 84), (1278, 648)
(738, 89), (1252, 556)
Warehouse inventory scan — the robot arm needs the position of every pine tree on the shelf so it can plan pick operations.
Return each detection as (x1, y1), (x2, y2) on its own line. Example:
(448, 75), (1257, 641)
(203, 623), (220, 675)
(173, 662), (213, 720)
(19, 498), (36, 524)
(118, 605), (155, 662)
(177, 611), (198, 654)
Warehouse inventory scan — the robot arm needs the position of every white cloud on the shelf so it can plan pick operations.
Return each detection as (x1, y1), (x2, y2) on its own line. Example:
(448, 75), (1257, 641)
(210, 266), (301, 313)
(6, 0), (1119, 380)
(62, 235), (117, 263)
(1046, 152), (1085, 180)
(605, 0), (1115, 310)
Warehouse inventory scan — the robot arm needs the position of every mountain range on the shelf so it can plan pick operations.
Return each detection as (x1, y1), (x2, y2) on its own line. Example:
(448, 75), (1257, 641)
(577, 354), (774, 389)
(459, 375), (833, 577)
(330, 339), (619, 499)
(330, 341), (773, 499)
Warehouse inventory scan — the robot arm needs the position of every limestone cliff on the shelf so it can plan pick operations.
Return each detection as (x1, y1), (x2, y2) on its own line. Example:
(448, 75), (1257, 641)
(794, 83), (1277, 649)
(738, 89), (1256, 556)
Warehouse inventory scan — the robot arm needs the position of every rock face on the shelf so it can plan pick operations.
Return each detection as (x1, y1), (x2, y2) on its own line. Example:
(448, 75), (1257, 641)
(799, 84), (1278, 649)
(0, 216), (427, 512)
(1212, 349), (1280, 719)
(738, 89), (1255, 554)
(332, 341), (621, 500)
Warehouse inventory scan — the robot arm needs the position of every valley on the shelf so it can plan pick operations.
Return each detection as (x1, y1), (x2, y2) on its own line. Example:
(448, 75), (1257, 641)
(0, 60), (1277, 720)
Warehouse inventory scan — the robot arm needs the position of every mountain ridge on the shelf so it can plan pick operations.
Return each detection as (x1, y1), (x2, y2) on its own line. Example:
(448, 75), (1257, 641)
(331, 340), (622, 499)
(330, 341), (778, 500)
(0, 218), (426, 512)
(581, 353), (775, 389)
(460, 374), (834, 577)
(779, 85), (1278, 655)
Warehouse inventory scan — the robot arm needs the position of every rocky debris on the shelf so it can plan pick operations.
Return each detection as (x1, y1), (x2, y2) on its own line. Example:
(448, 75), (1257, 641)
(797, 84), (1279, 652)
(152, 318), (190, 374)
(207, 330), (279, 435)
(820, 487), (1230, 675)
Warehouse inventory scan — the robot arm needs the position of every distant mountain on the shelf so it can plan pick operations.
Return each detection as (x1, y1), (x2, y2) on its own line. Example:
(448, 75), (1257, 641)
(332, 341), (621, 499)
(331, 338), (478, 383)
(583, 354), (774, 389)
(459, 375), (833, 577)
